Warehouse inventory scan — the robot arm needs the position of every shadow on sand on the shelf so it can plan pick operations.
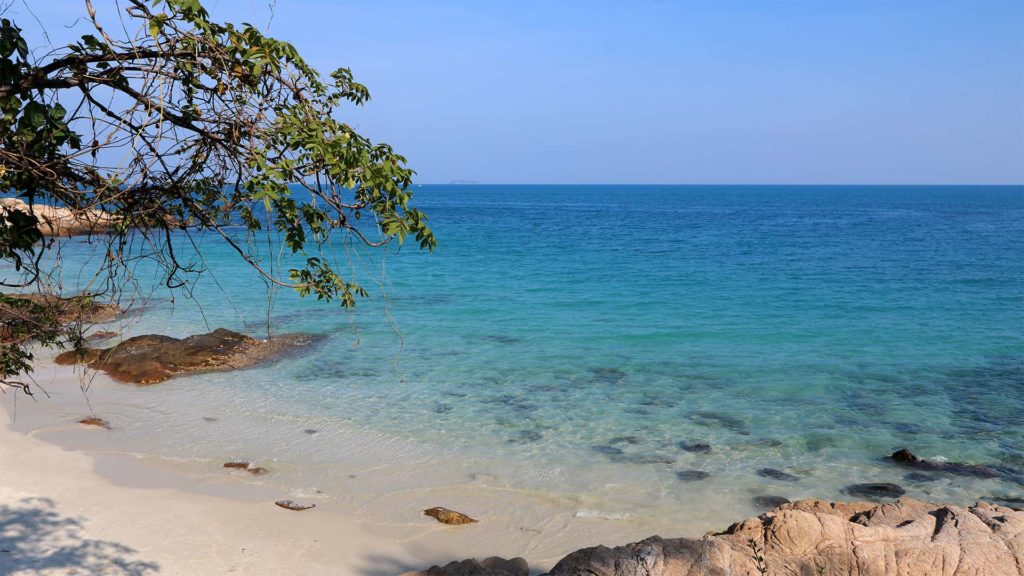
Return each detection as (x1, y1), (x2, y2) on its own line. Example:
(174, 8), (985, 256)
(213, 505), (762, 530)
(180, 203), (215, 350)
(355, 553), (547, 576)
(0, 497), (160, 575)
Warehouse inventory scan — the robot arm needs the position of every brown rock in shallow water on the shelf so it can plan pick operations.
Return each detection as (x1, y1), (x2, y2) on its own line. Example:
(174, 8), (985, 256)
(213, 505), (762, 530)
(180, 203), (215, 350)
(77, 417), (110, 429)
(274, 500), (315, 511)
(424, 507), (478, 525)
(85, 330), (118, 343)
(545, 498), (1024, 576)
(223, 462), (268, 475)
(55, 328), (314, 384)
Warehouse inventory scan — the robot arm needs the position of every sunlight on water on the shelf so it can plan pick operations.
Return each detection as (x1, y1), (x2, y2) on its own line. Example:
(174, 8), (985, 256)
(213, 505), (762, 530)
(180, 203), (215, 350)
(5, 185), (1023, 540)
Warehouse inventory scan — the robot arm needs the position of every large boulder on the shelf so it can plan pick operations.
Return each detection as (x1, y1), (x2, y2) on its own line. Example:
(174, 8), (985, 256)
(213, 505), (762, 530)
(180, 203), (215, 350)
(55, 328), (312, 384)
(0, 197), (117, 237)
(545, 499), (1024, 576)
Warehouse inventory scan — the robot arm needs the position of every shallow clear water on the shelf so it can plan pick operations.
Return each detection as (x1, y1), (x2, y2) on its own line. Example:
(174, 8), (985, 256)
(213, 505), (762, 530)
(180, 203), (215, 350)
(5, 185), (1024, 542)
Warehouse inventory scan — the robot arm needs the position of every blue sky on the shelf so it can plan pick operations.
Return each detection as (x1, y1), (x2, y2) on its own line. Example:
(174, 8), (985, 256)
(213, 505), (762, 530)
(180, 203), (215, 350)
(11, 0), (1024, 184)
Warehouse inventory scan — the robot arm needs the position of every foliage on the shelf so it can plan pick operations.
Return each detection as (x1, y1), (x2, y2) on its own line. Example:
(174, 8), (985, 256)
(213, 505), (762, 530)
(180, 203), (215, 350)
(0, 0), (435, 391)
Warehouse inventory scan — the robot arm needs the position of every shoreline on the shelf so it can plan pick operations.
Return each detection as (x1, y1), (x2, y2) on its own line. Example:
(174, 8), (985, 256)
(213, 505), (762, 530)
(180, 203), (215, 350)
(0, 362), (693, 574)
(0, 402), (436, 575)
(3, 355), (1021, 574)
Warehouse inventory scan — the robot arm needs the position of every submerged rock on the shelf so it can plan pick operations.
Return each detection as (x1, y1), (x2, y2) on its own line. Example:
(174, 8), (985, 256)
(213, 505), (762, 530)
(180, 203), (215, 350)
(424, 507), (478, 525)
(543, 499), (1024, 576)
(614, 453), (676, 465)
(274, 500), (315, 511)
(844, 482), (906, 500)
(54, 328), (314, 384)
(676, 470), (710, 482)
(756, 468), (800, 482)
(588, 367), (627, 384)
(691, 411), (749, 434)
(751, 495), (790, 510)
(400, 556), (528, 576)
(984, 495), (1023, 511)
(888, 448), (1001, 479)
(677, 441), (712, 454)
(607, 436), (641, 446)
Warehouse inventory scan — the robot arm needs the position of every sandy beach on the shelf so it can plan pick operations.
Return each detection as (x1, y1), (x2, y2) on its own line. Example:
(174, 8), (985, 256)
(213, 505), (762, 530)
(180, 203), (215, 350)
(0, 363), (690, 575)
(0, 402), (438, 575)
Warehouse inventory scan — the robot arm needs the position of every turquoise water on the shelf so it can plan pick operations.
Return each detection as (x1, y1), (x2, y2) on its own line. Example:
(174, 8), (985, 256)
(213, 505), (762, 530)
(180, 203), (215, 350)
(7, 185), (1024, 535)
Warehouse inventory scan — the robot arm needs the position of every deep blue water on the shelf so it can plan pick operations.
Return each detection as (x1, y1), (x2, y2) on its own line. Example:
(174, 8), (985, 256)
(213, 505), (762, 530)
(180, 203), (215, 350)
(7, 185), (1024, 527)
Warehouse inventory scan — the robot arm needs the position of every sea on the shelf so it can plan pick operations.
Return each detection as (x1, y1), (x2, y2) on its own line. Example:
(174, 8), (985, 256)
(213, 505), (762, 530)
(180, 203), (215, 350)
(4, 184), (1023, 557)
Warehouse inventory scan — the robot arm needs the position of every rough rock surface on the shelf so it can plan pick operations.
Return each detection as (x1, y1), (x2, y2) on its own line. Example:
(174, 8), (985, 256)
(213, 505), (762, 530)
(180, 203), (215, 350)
(1, 294), (119, 342)
(54, 328), (313, 384)
(0, 197), (117, 237)
(424, 507), (478, 525)
(400, 557), (528, 576)
(544, 498), (1024, 576)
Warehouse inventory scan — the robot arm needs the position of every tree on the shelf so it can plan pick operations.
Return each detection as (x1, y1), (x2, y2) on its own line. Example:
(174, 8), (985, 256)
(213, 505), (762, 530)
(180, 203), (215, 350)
(0, 0), (436, 393)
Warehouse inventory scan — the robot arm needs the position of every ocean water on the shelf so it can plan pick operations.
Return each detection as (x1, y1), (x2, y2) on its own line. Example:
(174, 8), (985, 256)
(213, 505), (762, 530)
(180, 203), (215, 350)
(5, 185), (1024, 553)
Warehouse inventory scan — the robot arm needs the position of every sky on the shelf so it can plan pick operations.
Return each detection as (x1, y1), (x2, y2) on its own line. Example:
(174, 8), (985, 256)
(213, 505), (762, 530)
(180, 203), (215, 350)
(8, 0), (1024, 184)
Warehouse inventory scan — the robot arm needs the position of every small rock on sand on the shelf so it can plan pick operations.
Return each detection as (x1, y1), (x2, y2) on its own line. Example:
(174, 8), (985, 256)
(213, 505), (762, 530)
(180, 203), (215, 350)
(77, 417), (110, 429)
(424, 507), (478, 525)
(275, 500), (315, 511)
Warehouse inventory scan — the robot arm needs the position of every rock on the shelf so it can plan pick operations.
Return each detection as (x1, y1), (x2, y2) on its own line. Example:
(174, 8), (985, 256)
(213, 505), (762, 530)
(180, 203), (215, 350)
(274, 500), (314, 511)
(1, 294), (119, 343)
(303, 429), (318, 435)
(54, 328), (314, 384)
(400, 557), (528, 576)
(888, 448), (1001, 479)
(424, 507), (478, 525)
(607, 436), (641, 445)
(613, 453), (676, 465)
(985, 495), (1024, 511)
(544, 498), (1024, 576)
(77, 417), (110, 429)
(85, 330), (118, 343)
(844, 482), (906, 500)
(904, 471), (939, 483)
(0, 198), (117, 237)
(756, 467), (800, 482)
(751, 495), (790, 509)
(223, 462), (267, 475)
(677, 441), (711, 454)
(676, 470), (710, 482)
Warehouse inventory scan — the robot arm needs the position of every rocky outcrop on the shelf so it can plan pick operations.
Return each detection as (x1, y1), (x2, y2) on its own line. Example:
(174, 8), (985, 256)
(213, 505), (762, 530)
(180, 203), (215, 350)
(406, 499), (1024, 575)
(545, 498), (1024, 576)
(54, 328), (313, 384)
(1, 293), (118, 334)
(0, 197), (117, 237)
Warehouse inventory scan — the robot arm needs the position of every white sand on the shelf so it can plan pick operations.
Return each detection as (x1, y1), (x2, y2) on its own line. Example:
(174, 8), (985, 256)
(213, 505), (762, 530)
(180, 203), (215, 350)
(0, 364), (691, 575)
(0, 405), (443, 575)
